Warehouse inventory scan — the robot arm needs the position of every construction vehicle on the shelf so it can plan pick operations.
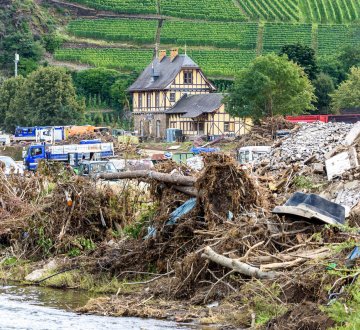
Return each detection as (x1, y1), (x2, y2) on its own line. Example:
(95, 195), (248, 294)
(23, 139), (114, 171)
(14, 126), (65, 142)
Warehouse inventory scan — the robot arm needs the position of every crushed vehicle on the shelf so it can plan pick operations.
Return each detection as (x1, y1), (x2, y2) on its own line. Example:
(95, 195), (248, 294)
(77, 160), (118, 178)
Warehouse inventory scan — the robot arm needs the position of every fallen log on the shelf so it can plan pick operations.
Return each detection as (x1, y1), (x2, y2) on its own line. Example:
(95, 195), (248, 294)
(100, 170), (196, 186)
(201, 246), (278, 280)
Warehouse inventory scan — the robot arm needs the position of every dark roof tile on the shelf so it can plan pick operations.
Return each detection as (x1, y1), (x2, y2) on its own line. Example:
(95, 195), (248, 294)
(166, 93), (224, 118)
(128, 54), (200, 92)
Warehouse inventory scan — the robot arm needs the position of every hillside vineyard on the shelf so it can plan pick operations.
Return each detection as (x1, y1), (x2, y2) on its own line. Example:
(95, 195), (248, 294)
(56, 0), (360, 77)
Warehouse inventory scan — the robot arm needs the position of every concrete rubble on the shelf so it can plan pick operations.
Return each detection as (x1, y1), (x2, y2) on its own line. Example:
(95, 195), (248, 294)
(264, 122), (354, 169)
(325, 147), (359, 180)
(256, 121), (360, 217)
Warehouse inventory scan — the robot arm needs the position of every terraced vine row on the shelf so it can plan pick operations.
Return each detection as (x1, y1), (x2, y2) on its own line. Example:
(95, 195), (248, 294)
(54, 48), (153, 72)
(59, 0), (360, 77)
(67, 0), (157, 14)
(187, 49), (257, 76)
(67, 0), (360, 23)
(299, 0), (360, 23)
(54, 48), (256, 76)
(317, 24), (360, 55)
(159, 0), (246, 21)
(68, 19), (158, 44)
(263, 23), (312, 52)
(238, 0), (299, 21)
(161, 21), (258, 49)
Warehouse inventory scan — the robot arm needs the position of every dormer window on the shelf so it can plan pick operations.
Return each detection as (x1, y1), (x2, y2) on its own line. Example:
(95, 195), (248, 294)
(183, 71), (193, 84)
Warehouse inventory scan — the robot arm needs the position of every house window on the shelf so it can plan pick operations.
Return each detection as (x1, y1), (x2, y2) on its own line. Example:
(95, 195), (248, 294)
(138, 94), (142, 109)
(170, 92), (176, 102)
(224, 122), (235, 132)
(147, 93), (152, 108)
(170, 121), (177, 128)
(163, 92), (167, 108)
(183, 71), (193, 84)
(192, 122), (204, 133)
(155, 92), (160, 108)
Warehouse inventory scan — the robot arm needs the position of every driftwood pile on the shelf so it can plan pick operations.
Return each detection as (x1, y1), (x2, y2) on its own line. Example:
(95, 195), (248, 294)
(94, 154), (351, 312)
(0, 163), (145, 257)
(236, 115), (296, 147)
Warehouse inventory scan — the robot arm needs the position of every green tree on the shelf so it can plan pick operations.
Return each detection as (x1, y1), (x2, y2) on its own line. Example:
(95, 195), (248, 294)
(42, 33), (64, 54)
(338, 45), (360, 73)
(24, 67), (84, 126)
(110, 79), (130, 111)
(313, 73), (335, 114)
(74, 68), (121, 105)
(331, 67), (360, 113)
(279, 44), (318, 80)
(93, 112), (103, 126)
(0, 76), (27, 131)
(318, 46), (360, 86)
(18, 58), (39, 76)
(226, 54), (316, 120)
(318, 56), (346, 86)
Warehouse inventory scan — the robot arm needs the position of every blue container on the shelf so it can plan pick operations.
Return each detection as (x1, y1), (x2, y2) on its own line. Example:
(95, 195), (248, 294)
(166, 129), (182, 143)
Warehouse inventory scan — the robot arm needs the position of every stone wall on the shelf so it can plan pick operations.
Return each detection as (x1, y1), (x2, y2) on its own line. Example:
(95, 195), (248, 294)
(133, 113), (168, 139)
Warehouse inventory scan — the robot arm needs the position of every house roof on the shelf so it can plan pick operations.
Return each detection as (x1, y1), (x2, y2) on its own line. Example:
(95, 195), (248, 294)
(128, 54), (204, 92)
(166, 93), (224, 118)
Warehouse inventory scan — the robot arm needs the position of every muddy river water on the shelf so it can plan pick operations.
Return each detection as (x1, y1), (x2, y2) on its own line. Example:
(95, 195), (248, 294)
(0, 285), (194, 330)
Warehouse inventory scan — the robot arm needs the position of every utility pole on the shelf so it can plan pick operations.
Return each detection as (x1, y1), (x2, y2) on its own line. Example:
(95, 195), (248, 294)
(14, 53), (19, 77)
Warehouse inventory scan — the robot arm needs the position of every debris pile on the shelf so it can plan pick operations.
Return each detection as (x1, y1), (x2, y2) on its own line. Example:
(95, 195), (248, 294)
(196, 153), (264, 224)
(0, 120), (359, 329)
(265, 122), (353, 169)
(62, 132), (113, 144)
(0, 166), (147, 257)
(237, 115), (296, 147)
(86, 122), (360, 328)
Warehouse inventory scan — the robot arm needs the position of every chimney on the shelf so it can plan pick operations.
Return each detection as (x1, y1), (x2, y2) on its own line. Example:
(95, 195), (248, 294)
(170, 48), (178, 62)
(159, 49), (167, 62)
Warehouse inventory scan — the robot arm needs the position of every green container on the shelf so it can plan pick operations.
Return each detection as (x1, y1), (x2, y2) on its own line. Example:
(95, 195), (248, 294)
(172, 152), (194, 164)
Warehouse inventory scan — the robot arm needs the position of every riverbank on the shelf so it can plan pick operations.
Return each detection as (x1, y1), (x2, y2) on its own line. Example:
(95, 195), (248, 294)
(0, 284), (188, 330)
(0, 242), (356, 329)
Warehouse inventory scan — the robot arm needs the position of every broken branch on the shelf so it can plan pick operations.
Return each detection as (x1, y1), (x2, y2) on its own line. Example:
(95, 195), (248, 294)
(201, 246), (278, 280)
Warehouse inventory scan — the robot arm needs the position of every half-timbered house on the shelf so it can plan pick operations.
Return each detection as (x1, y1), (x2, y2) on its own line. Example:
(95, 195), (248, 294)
(128, 49), (249, 138)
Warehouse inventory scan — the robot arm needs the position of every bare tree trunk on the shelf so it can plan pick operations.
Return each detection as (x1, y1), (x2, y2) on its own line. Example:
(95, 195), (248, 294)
(202, 246), (278, 280)
(100, 170), (196, 186)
